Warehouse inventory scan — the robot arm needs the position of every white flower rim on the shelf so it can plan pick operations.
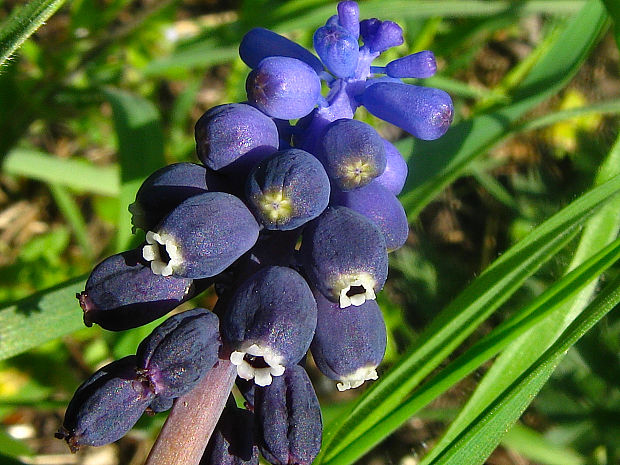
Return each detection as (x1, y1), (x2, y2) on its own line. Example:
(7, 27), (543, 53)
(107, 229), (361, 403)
(230, 343), (286, 387)
(142, 231), (183, 277)
(337, 273), (376, 308)
(336, 365), (378, 391)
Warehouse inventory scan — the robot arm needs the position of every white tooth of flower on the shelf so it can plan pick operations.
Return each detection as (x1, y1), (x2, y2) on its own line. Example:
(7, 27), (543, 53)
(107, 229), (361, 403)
(336, 366), (378, 391)
(236, 361), (254, 381)
(142, 245), (157, 261)
(349, 293), (366, 306)
(253, 368), (273, 386)
(230, 351), (245, 365)
(270, 364), (285, 377)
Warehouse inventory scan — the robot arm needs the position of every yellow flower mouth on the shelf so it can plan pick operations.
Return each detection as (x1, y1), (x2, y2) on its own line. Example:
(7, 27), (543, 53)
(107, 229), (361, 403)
(340, 159), (375, 189)
(257, 189), (293, 223)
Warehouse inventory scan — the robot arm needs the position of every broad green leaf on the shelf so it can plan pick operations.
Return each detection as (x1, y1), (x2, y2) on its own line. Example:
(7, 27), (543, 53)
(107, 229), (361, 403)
(0, 0), (67, 67)
(2, 148), (120, 196)
(426, 272), (620, 465)
(0, 276), (86, 361)
(400, 0), (608, 220)
(420, 129), (620, 465)
(103, 88), (166, 251)
(318, 170), (620, 464)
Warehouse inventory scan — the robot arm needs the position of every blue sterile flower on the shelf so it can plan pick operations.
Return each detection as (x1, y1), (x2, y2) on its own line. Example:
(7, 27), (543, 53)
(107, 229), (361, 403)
(314, 24), (359, 79)
(311, 291), (387, 391)
(385, 50), (437, 78)
(78, 248), (197, 331)
(360, 18), (404, 53)
(300, 206), (388, 308)
(142, 192), (259, 278)
(246, 56), (322, 120)
(254, 364), (322, 465)
(221, 266), (317, 386)
(55, 356), (153, 452)
(136, 308), (221, 399)
(195, 103), (279, 174)
(239, 27), (324, 75)
(336, 0), (360, 38)
(361, 81), (454, 140)
(246, 148), (330, 230)
(331, 181), (409, 251)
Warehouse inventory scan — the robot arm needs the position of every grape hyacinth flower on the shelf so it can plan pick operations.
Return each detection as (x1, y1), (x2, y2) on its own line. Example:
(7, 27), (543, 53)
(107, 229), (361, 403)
(58, 2), (454, 463)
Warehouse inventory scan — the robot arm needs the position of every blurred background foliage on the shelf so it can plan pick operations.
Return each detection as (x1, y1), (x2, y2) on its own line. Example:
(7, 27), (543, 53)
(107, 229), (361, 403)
(0, 0), (618, 464)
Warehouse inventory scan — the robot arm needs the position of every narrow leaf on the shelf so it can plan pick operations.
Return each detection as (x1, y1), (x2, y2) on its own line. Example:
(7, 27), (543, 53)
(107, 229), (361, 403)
(2, 148), (120, 196)
(420, 130), (620, 465)
(103, 88), (166, 251)
(427, 272), (620, 465)
(0, 0), (67, 67)
(0, 276), (86, 361)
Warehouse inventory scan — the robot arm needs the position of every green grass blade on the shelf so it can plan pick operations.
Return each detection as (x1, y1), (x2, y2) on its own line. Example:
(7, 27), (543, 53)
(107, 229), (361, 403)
(318, 171), (620, 464)
(48, 184), (94, 259)
(502, 424), (586, 465)
(601, 0), (620, 49)
(2, 148), (120, 196)
(426, 272), (620, 465)
(419, 131), (620, 464)
(0, 0), (67, 67)
(103, 88), (166, 251)
(275, 1), (586, 32)
(0, 276), (86, 361)
(323, 235), (620, 465)
(400, 0), (608, 221)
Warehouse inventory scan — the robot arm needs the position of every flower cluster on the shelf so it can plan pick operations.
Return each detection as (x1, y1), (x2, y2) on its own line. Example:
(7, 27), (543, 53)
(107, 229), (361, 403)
(56, 2), (453, 464)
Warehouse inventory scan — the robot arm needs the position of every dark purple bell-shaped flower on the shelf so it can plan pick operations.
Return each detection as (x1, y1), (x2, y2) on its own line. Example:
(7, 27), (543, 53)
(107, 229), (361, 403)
(136, 308), (221, 399)
(254, 364), (322, 465)
(361, 82), (454, 140)
(195, 103), (279, 175)
(300, 206), (388, 308)
(246, 148), (330, 230)
(246, 56), (322, 120)
(201, 401), (259, 465)
(320, 118), (386, 191)
(331, 181), (409, 251)
(142, 192), (259, 279)
(221, 266), (317, 386)
(55, 356), (153, 452)
(78, 248), (197, 331)
(129, 162), (225, 232)
(311, 291), (386, 391)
